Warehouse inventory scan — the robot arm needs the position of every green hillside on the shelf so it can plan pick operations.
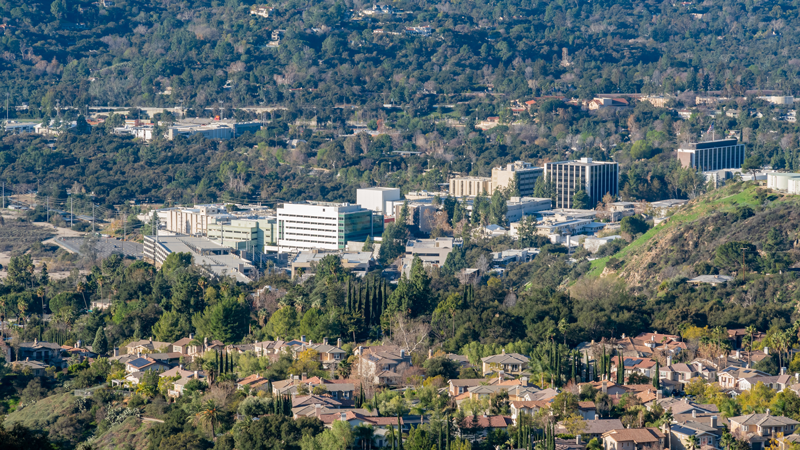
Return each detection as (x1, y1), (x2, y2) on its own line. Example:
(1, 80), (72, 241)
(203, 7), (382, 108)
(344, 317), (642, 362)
(587, 182), (800, 289)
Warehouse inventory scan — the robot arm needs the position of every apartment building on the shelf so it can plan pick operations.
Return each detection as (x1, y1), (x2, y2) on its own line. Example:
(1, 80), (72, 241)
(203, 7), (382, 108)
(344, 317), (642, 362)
(677, 139), (746, 172)
(491, 161), (543, 197)
(449, 176), (492, 197)
(276, 202), (382, 252)
(543, 158), (619, 209)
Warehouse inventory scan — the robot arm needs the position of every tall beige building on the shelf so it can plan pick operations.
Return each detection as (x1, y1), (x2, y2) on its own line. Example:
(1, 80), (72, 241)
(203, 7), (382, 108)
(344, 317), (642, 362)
(491, 161), (543, 196)
(449, 176), (492, 197)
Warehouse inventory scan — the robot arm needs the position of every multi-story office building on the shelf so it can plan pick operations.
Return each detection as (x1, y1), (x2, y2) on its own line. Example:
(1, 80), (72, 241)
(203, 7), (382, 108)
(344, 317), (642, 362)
(166, 205), (232, 236)
(677, 139), (745, 172)
(543, 158), (619, 209)
(505, 197), (552, 222)
(276, 202), (383, 252)
(449, 176), (492, 197)
(491, 161), (543, 197)
(207, 218), (276, 252)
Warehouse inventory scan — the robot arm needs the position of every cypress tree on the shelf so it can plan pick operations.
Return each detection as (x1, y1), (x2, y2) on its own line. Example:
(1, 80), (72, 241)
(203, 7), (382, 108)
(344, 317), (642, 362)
(654, 361), (660, 389)
(397, 414), (403, 450)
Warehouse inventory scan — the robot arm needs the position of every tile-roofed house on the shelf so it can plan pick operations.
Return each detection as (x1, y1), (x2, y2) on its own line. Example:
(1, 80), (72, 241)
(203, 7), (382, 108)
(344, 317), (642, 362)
(353, 345), (412, 386)
(480, 351), (529, 375)
(602, 428), (665, 450)
(659, 361), (700, 384)
(510, 401), (551, 422)
(124, 338), (171, 355)
(650, 397), (719, 416)
(556, 418), (623, 439)
(612, 357), (658, 379)
(729, 413), (799, 437)
(448, 378), (488, 396)
(718, 366), (773, 390)
(457, 415), (514, 439)
(237, 374), (270, 390)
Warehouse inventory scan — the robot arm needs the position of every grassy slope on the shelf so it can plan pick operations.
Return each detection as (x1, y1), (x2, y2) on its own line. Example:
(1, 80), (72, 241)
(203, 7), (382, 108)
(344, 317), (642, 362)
(92, 416), (156, 450)
(3, 392), (75, 431)
(586, 183), (791, 282)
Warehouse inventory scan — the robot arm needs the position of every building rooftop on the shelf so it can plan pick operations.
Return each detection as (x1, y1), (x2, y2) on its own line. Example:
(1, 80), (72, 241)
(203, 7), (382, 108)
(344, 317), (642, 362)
(688, 275), (733, 285)
(148, 236), (255, 283)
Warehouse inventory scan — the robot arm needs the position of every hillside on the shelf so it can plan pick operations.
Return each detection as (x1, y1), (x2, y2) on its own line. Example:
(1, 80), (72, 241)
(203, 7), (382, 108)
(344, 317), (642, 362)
(91, 416), (155, 450)
(588, 182), (800, 291)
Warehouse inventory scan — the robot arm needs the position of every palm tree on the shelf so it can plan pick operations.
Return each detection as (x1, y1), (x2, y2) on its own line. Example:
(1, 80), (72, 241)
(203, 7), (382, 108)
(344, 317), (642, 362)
(76, 282), (88, 310)
(721, 431), (734, 450)
(192, 400), (221, 440)
(686, 435), (700, 450)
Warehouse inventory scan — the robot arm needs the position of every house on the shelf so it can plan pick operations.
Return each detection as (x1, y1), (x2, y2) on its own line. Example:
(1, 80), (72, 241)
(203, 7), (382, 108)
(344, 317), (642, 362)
(718, 367), (773, 390)
(12, 359), (49, 376)
(588, 98), (630, 111)
(557, 418), (624, 440)
(649, 398), (719, 416)
(457, 415), (514, 440)
(578, 401), (598, 420)
(124, 339), (170, 355)
(353, 346), (412, 386)
(669, 417), (722, 450)
(17, 339), (64, 367)
(448, 378), (487, 396)
(481, 351), (529, 375)
(729, 414), (799, 450)
(739, 374), (794, 392)
(580, 381), (630, 397)
(659, 362), (699, 384)
(124, 357), (170, 374)
(612, 357), (658, 379)
(602, 428), (665, 450)
(510, 401), (552, 422)
(237, 374), (271, 391)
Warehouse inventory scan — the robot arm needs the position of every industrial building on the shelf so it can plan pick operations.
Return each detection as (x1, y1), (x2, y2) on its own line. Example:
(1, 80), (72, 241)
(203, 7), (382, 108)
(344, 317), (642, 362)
(543, 158), (619, 209)
(767, 172), (800, 194)
(677, 139), (746, 172)
(276, 202), (383, 252)
(491, 161), (543, 197)
(143, 235), (256, 283)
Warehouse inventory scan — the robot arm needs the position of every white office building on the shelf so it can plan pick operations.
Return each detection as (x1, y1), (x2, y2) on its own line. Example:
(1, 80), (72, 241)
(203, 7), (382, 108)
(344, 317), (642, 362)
(357, 187), (401, 215)
(505, 197), (552, 222)
(276, 202), (382, 252)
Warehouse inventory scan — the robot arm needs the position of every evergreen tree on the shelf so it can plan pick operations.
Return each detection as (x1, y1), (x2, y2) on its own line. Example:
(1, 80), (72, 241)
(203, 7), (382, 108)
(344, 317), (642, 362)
(92, 326), (108, 355)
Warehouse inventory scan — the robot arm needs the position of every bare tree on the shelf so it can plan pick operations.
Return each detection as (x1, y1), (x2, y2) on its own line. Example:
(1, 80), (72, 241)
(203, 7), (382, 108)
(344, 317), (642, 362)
(383, 315), (431, 354)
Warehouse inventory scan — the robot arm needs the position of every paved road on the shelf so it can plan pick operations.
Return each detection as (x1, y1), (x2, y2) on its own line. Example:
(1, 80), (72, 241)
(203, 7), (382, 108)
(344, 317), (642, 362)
(55, 236), (143, 259)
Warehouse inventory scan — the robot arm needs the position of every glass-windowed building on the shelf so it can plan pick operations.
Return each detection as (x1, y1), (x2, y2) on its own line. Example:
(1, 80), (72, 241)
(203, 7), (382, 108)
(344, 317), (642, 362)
(276, 202), (383, 252)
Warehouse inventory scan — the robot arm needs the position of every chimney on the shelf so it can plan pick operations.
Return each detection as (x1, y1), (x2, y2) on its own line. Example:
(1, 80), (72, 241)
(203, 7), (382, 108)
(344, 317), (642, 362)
(710, 416), (717, 428)
(34, 338), (38, 345)
(340, 412), (347, 421)
(502, 348), (505, 354)
(194, 370), (199, 378)
(113, 347), (119, 357)
(498, 371), (505, 383)
(76, 339), (82, 348)
(767, 408), (771, 416)
(656, 390), (662, 400)
(651, 335), (655, 342)
(315, 404), (322, 418)
(692, 410), (697, 418)
(337, 338), (342, 348)
(26, 357), (29, 361)
(764, 346), (769, 355)
(179, 364), (183, 371)
(301, 335), (306, 343)
(428, 349), (432, 359)
(400, 349), (405, 358)
(357, 346), (363, 355)
(189, 333), (194, 340)
(735, 350), (740, 359)
(781, 367), (787, 375)
(667, 356), (672, 366)
(521, 376), (529, 385)
(594, 412), (598, 420)
(323, 338), (328, 345)
(602, 381), (608, 394)
(302, 373), (307, 381)
(621, 333), (626, 339)
(137, 351), (141, 358)
(576, 436), (582, 445)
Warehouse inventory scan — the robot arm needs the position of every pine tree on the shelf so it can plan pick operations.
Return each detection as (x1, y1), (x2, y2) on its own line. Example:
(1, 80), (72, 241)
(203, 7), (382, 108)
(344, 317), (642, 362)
(92, 326), (108, 355)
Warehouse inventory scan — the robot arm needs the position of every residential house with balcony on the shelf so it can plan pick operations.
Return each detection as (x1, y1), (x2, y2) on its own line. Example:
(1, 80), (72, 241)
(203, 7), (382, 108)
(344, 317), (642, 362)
(718, 367), (773, 391)
(353, 345), (412, 386)
(124, 339), (171, 355)
(16, 339), (64, 368)
(12, 359), (49, 376)
(729, 414), (799, 450)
